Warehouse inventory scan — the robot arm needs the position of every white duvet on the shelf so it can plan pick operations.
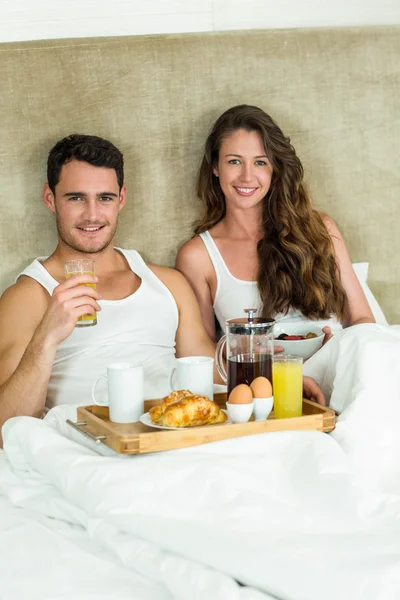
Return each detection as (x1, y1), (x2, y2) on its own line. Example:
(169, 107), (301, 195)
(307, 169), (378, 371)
(1, 323), (400, 600)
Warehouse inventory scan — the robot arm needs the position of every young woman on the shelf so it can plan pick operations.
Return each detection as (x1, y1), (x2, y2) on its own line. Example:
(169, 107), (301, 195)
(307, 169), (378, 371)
(176, 104), (374, 343)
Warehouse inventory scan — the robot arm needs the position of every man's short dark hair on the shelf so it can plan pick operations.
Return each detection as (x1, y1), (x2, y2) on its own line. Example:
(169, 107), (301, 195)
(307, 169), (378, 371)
(47, 134), (124, 193)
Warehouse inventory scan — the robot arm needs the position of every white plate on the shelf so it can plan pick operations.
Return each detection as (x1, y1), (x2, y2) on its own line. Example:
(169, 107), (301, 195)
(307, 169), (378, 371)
(140, 409), (230, 430)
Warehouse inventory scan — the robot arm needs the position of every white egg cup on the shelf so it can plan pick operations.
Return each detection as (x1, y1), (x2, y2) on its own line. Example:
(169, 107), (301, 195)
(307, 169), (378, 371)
(226, 401), (254, 424)
(253, 396), (274, 421)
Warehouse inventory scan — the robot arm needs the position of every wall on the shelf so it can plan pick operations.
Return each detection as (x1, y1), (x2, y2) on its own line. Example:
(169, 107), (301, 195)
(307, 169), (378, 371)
(1, 0), (400, 43)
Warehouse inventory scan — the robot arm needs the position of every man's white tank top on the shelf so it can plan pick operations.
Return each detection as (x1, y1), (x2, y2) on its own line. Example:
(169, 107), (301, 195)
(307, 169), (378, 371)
(18, 249), (179, 408)
(199, 231), (304, 331)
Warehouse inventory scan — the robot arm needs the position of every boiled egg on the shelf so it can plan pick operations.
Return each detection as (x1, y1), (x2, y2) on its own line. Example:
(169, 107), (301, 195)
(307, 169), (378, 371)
(228, 384), (253, 404)
(250, 376), (272, 399)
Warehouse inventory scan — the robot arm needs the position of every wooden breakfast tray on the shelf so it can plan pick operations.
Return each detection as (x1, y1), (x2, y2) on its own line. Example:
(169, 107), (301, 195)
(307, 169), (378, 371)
(67, 393), (335, 454)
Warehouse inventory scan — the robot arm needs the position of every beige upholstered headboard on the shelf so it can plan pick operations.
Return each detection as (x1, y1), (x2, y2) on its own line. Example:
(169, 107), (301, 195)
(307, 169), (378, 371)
(1, 27), (399, 321)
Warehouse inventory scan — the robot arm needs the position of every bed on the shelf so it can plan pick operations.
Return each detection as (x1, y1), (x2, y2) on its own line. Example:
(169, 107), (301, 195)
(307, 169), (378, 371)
(0, 26), (399, 599)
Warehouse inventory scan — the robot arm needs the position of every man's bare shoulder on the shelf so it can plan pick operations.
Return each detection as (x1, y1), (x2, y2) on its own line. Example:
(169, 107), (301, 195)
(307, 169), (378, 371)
(148, 264), (188, 289)
(0, 277), (49, 369)
(0, 276), (49, 319)
(148, 263), (199, 305)
(147, 263), (204, 326)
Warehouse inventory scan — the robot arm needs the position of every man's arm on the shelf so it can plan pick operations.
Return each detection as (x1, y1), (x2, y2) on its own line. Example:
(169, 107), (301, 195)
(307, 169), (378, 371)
(0, 274), (101, 446)
(150, 265), (223, 382)
(0, 279), (54, 423)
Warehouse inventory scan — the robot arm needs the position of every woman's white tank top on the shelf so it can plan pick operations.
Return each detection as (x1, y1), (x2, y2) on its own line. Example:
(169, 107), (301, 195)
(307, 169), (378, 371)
(199, 231), (304, 331)
(18, 248), (178, 407)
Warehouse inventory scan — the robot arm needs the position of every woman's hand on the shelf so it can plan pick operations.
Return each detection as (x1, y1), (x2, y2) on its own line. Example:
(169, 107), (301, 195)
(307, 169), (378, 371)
(273, 345), (284, 354)
(322, 326), (333, 346)
(303, 376), (326, 406)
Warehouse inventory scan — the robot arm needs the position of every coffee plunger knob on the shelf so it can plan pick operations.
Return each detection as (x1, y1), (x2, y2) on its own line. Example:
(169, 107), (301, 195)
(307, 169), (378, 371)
(244, 308), (257, 323)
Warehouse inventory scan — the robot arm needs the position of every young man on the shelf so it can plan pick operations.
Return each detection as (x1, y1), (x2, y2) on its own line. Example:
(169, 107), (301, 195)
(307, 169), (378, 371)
(0, 134), (324, 446)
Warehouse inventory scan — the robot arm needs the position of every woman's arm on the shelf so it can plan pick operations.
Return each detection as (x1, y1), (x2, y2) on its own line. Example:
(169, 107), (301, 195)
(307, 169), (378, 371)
(176, 237), (217, 342)
(323, 216), (375, 326)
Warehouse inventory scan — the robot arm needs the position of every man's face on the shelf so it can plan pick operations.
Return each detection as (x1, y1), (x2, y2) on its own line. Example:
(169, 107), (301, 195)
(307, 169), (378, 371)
(43, 159), (126, 254)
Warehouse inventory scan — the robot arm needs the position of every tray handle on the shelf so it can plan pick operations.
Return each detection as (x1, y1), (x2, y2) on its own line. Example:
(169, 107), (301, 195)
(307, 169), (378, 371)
(66, 419), (107, 445)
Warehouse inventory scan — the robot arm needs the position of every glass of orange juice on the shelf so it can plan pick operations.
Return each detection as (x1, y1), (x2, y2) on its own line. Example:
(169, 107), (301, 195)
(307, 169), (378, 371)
(65, 259), (97, 327)
(272, 354), (303, 418)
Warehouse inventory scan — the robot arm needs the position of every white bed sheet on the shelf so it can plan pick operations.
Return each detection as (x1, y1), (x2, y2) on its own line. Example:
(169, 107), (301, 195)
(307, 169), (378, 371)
(1, 324), (400, 600)
(0, 452), (171, 599)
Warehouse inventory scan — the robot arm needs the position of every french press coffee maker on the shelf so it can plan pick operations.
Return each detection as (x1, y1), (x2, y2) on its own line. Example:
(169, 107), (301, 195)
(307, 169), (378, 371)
(215, 309), (275, 396)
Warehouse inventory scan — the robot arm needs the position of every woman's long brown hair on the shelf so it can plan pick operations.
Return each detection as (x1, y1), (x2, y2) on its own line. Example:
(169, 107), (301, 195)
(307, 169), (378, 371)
(194, 105), (348, 321)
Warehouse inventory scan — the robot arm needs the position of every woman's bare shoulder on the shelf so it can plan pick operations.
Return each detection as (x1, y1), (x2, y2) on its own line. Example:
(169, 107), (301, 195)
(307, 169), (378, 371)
(319, 212), (340, 235)
(175, 235), (217, 289)
(176, 235), (211, 268)
(318, 213), (348, 258)
(178, 234), (205, 252)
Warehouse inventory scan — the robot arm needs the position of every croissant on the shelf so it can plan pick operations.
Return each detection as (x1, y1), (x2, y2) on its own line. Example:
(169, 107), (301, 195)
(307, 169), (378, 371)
(149, 389), (193, 423)
(160, 395), (227, 428)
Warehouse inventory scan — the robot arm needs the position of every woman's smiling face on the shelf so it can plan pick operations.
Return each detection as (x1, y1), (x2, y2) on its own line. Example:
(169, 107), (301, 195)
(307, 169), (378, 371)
(213, 128), (273, 212)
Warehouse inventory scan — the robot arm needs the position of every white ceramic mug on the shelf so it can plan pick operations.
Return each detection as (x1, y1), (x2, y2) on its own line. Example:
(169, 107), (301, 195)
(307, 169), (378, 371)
(92, 362), (144, 423)
(169, 356), (214, 400)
